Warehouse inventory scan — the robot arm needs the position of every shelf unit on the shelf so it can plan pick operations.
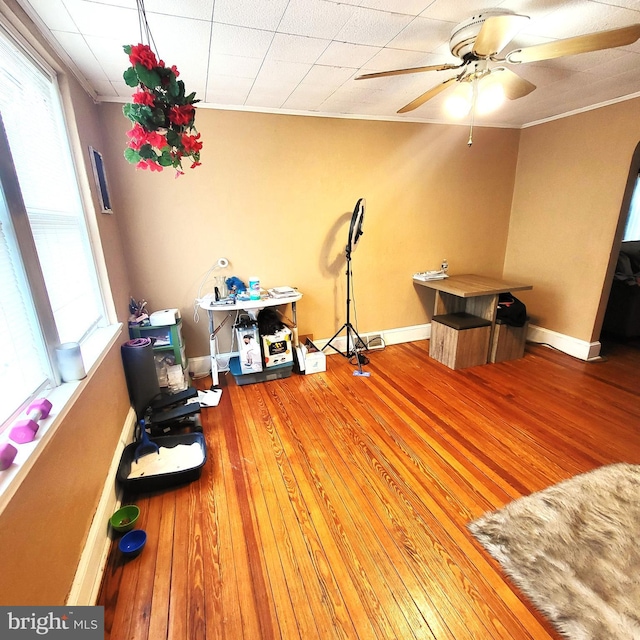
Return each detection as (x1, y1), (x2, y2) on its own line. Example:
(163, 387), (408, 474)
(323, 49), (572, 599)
(129, 319), (187, 388)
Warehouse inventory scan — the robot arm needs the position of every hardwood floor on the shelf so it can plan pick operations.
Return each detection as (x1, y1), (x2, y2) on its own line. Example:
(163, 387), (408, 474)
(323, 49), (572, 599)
(98, 338), (640, 639)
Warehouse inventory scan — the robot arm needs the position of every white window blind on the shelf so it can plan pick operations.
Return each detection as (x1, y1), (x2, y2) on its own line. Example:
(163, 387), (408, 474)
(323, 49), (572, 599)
(0, 26), (103, 345)
(0, 198), (50, 426)
(0, 24), (106, 427)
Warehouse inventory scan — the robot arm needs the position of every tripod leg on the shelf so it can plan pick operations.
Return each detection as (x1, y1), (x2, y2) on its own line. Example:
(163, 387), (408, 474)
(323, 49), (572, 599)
(323, 322), (349, 357)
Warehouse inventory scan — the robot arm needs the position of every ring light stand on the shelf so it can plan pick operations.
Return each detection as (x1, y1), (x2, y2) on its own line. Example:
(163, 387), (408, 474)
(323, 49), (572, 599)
(324, 199), (369, 374)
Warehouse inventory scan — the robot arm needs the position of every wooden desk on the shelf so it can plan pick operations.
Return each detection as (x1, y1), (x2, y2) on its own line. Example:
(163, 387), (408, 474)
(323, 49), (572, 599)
(413, 274), (532, 367)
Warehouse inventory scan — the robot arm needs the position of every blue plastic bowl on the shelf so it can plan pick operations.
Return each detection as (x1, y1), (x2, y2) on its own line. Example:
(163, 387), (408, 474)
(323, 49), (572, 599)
(118, 529), (147, 557)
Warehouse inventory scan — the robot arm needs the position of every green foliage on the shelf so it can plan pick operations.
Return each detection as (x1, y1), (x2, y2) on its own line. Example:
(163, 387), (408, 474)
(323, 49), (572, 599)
(124, 147), (140, 163)
(135, 63), (161, 90)
(123, 67), (138, 87)
(122, 43), (202, 174)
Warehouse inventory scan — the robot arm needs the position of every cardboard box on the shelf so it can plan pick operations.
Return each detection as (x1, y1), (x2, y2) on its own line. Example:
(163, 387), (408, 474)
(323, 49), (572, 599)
(303, 339), (326, 374)
(262, 327), (293, 368)
(236, 323), (263, 374)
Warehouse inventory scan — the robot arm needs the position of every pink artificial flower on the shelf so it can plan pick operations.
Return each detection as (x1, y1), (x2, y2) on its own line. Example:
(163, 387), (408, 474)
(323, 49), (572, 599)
(128, 44), (158, 70)
(146, 131), (168, 149)
(126, 123), (148, 150)
(181, 132), (202, 154)
(132, 90), (155, 106)
(136, 159), (163, 172)
(168, 104), (195, 126)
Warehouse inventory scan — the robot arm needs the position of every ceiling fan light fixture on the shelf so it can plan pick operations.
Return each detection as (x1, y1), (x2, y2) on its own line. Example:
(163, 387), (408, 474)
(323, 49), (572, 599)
(476, 81), (505, 114)
(444, 77), (505, 118)
(445, 84), (472, 118)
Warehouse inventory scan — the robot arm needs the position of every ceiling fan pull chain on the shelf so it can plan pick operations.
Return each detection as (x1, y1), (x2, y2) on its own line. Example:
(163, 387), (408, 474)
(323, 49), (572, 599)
(468, 77), (479, 147)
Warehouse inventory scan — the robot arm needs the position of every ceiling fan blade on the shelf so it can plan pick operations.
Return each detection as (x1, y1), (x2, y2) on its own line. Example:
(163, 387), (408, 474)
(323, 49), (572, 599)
(356, 63), (463, 80)
(489, 67), (536, 100)
(397, 77), (458, 114)
(473, 14), (530, 57)
(506, 23), (640, 64)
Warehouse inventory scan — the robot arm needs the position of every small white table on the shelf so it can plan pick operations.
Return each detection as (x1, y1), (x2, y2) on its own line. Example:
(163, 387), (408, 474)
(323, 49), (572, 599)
(199, 292), (302, 328)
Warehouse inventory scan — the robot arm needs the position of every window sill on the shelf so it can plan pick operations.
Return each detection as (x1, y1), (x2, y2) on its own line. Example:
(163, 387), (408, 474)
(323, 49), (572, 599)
(0, 323), (123, 515)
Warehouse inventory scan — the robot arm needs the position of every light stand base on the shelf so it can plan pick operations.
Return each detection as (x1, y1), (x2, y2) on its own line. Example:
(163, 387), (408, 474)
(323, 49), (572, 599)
(323, 322), (366, 359)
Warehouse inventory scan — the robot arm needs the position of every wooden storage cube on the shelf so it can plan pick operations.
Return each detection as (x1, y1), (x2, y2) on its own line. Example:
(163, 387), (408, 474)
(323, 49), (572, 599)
(429, 313), (491, 370)
(490, 320), (529, 363)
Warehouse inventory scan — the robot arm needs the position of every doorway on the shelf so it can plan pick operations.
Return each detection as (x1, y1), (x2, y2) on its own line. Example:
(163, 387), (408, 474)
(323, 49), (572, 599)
(597, 141), (640, 352)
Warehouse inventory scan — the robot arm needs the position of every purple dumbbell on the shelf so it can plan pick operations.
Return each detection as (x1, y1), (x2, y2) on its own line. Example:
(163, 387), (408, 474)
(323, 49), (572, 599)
(0, 443), (17, 470)
(26, 398), (52, 422)
(8, 398), (53, 445)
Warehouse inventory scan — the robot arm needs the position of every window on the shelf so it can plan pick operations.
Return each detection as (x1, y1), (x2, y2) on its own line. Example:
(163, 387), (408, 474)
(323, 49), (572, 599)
(0, 24), (106, 428)
(622, 172), (640, 241)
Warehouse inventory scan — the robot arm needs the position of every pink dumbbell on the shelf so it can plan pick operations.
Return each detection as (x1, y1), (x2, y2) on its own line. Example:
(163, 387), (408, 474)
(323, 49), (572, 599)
(0, 443), (17, 470)
(9, 398), (53, 445)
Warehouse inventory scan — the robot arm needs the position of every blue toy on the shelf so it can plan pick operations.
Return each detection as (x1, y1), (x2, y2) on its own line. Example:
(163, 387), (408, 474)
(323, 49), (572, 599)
(225, 276), (247, 295)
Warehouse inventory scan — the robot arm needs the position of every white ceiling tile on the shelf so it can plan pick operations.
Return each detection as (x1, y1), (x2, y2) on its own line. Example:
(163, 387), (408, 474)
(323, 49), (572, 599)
(84, 35), (135, 81)
(282, 85), (335, 110)
(245, 86), (292, 108)
(316, 41), (379, 67)
(17, 0), (640, 127)
(526, 2), (640, 39)
(336, 7), (414, 47)
(255, 59), (313, 85)
(143, 0), (214, 20)
(110, 79), (133, 98)
(61, 0), (138, 39)
(278, 0), (356, 39)
(267, 33), (330, 63)
(88, 0), (215, 20)
(210, 24), (273, 58)
(23, 0), (77, 32)
(91, 80), (118, 97)
(205, 75), (253, 103)
(361, 48), (441, 72)
(209, 54), (262, 78)
(212, 0), (289, 31)
(386, 16), (453, 52)
(51, 30), (108, 82)
(419, 0), (512, 22)
(358, 0), (435, 15)
(302, 64), (356, 88)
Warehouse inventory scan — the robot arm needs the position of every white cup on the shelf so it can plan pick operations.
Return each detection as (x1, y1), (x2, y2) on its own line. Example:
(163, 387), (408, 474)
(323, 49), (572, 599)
(55, 342), (86, 382)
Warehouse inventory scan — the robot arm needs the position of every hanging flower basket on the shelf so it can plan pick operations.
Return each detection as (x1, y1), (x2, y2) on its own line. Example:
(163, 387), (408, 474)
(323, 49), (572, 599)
(122, 44), (202, 176)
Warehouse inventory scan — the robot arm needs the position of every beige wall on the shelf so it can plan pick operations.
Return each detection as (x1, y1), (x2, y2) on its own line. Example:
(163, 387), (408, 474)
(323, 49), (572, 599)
(98, 104), (521, 356)
(0, 345), (131, 605)
(4, 0), (639, 606)
(504, 98), (640, 343)
(0, 0), (133, 605)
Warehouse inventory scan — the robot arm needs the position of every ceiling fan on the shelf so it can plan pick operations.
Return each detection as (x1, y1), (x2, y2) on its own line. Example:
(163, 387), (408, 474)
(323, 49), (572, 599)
(356, 9), (640, 115)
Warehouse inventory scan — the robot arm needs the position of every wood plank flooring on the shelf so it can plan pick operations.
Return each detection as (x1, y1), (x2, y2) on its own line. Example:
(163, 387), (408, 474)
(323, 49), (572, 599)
(98, 338), (640, 639)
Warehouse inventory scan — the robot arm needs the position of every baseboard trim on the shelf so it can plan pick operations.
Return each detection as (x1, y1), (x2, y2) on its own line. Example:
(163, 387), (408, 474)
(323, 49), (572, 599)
(67, 407), (137, 606)
(312, 324), (431, 355)
(526, 324), (601, 361)
(189, 322), (598, 366)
